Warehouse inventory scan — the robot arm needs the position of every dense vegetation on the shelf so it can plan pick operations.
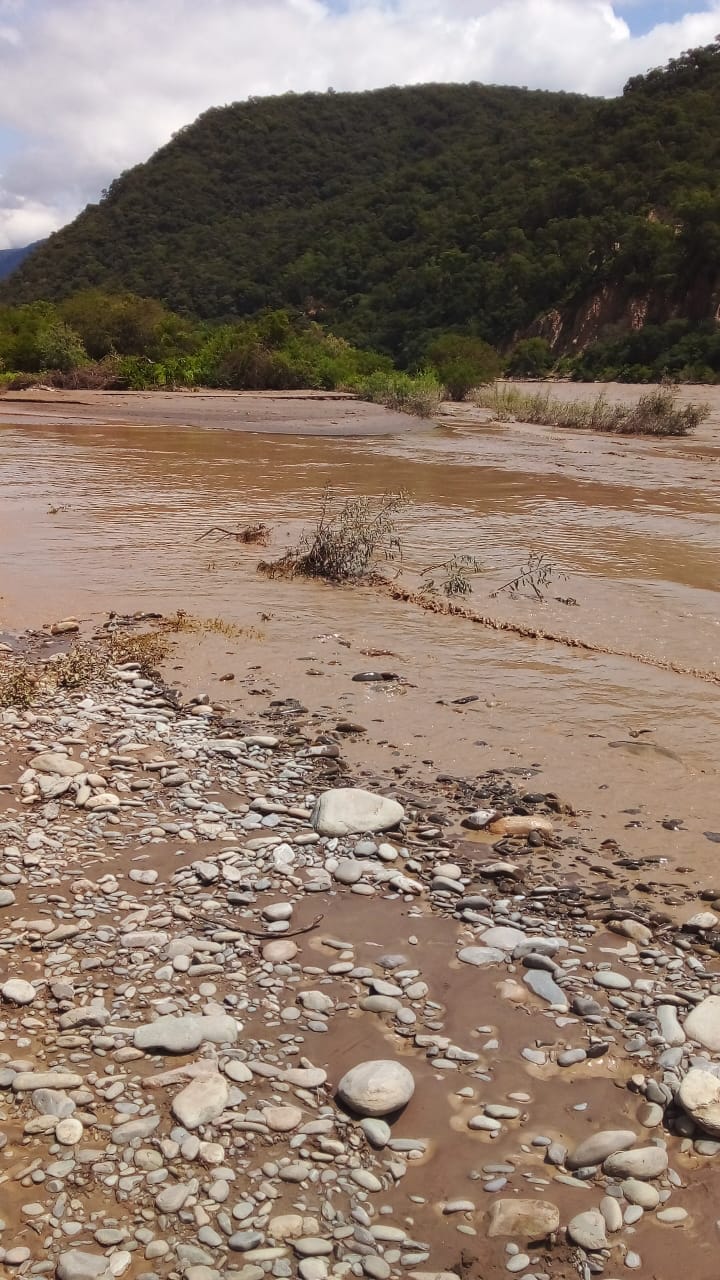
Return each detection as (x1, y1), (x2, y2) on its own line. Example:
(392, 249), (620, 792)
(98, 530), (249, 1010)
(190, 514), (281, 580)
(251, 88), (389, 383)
(0, 292), (446, 413)
(4, 41), (720, 379)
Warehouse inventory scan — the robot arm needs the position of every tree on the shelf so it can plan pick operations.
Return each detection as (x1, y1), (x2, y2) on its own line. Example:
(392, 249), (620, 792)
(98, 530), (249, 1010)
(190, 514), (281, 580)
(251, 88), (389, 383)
(427, 334), (502, 400)
(506, 337), (553, 378)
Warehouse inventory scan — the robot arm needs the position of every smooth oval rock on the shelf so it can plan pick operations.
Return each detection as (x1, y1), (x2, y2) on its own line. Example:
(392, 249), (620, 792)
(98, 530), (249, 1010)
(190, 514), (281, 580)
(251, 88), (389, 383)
(337, 1060), (414, 1117)
(603, 1146), (668, 1180)
(567, 1129), (637, 1170)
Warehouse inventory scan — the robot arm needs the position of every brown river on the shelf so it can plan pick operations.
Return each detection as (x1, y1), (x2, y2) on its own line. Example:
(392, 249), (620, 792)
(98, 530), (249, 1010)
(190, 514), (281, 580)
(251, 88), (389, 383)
(1, 383), (720, 898)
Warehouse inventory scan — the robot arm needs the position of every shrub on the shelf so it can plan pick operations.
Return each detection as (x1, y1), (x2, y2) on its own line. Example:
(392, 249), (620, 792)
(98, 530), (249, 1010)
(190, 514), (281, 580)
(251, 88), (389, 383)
(347, 368), (443, 417)
(506, 337), (554, 378)
(427, 334), (503, 400)
(260, 489), (408, 582)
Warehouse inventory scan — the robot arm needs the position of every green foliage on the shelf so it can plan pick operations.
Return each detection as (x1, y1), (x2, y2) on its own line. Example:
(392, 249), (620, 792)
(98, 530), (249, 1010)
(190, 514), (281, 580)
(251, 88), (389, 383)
(59, 289), (200, 360)
(506, 337), (554, 378)
(0, 302), (88, 372)
(571, 320), (720, 383)
(347, 368), (444, 417)
(4, 42), (720, 364)
(427, 334), (502, 400)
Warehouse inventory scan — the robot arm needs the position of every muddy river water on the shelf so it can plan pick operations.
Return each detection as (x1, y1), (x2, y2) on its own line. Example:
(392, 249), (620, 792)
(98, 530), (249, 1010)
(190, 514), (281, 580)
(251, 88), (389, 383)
(1, 383), (720, 896)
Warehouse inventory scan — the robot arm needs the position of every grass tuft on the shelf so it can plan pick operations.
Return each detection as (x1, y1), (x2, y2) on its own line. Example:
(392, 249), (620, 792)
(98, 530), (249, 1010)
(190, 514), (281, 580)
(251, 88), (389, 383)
(473, 384), (708, 436)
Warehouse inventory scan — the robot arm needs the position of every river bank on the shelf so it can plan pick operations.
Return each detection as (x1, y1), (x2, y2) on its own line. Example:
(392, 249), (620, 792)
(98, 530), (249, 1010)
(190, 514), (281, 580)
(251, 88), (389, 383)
(0, 623), (720, 1280)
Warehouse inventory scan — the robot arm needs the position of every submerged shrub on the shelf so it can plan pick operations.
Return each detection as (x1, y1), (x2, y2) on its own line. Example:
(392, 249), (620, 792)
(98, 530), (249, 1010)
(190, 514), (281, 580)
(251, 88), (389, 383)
(260, 488), (408, 582)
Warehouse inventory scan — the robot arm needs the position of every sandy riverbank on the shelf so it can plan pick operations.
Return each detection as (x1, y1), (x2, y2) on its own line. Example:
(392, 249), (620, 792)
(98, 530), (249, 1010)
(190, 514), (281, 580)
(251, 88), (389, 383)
(0, 389), (419, 437)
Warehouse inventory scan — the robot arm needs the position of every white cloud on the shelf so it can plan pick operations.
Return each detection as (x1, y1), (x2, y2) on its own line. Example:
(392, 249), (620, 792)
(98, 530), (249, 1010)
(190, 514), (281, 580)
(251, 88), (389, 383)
(0, 0), (719, 247)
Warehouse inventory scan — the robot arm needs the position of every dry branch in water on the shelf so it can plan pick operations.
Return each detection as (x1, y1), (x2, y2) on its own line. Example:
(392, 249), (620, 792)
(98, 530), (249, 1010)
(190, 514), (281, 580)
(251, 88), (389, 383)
(197, 522), (271, 545)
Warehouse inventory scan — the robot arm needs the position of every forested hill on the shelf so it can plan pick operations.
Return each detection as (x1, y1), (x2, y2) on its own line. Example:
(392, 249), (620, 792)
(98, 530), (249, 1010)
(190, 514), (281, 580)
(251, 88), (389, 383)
(0, 242), (41, 281)
(5, 41), (720, 363)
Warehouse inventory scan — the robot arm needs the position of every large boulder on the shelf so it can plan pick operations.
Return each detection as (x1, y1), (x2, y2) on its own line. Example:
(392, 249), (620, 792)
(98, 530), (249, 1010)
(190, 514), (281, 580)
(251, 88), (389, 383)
(311, 788), (404, 837)
(677, 1067), (720, 1136)
(487, 1199), (560, 1240)
(337, 1060), (414, 1116)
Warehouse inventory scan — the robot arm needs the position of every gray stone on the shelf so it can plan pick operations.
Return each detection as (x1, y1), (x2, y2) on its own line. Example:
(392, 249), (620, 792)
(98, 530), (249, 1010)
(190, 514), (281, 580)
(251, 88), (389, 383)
(360, 1118), (391, 1148)
(56, 1252), (108, 1280)
(31, 752), (84, 777)
(567, 1129), (637, 1170)
(337, 1060), (414, 1117)
(523, 970), (568, 1008)
(603, 1147), (668, 1180)
(621, 1179), (659, 1209)
(311, 788), (404, 837)
(458, 947), (506, 968)
(657, 1005), (686, 1047)
(568, 1211), (607, 1252)
(134, 1013), (238, 1054)
(479, 926), (527, 952)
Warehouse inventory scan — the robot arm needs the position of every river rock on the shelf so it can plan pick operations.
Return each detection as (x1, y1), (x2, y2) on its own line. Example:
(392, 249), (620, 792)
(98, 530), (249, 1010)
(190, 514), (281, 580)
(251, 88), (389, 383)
(262, 939), (298, 963)
(2, 978), (37, 1004)
(134, 1013), (238, 1053)
(337, 1060), (414, 1116)
(486, 1199), (560, 1240)
(567, 1129), (637, 1170)
(172, 1075), (229, 1129)
(603, 1146), (668, 1179)
(311, 788), (404, 836)
(568, 1210), (607, 1252)
(458, 946), (506, 967)
(480, 926), (527, 952)
(31, 752), (84, 777)
(678, 1067), (720, 1136)
(683, 996), (720, 1051)
(56, 1252), (108, 1280)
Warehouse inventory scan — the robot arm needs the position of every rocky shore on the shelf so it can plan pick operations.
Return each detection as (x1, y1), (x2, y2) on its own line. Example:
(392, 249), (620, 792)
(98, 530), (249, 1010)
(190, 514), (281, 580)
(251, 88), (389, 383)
(1, 636), (720, 1280)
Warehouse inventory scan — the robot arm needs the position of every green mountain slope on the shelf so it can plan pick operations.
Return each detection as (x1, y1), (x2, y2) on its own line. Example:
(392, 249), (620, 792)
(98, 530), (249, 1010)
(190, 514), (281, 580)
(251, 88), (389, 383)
(5, 42), (720, 362)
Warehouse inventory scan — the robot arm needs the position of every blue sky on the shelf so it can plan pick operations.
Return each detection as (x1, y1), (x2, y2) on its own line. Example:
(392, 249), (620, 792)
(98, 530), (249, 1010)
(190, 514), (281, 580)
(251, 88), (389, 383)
(1, 0), (720, 248)
(617, 0), (713, 33)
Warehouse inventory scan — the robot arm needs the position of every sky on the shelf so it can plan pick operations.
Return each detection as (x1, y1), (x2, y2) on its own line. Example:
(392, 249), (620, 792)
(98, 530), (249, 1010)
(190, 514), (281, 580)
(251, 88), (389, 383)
(0, 0), (718, 248)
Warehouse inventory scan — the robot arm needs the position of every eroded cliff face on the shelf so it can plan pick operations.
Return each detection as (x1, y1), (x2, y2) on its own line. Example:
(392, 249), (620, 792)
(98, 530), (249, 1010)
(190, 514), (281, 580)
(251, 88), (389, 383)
(531, 272), (720, 355)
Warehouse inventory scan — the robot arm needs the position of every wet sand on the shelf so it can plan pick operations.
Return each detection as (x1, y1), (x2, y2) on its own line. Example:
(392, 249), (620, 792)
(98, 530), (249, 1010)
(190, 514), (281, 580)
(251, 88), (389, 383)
(0, 388), (418, 437)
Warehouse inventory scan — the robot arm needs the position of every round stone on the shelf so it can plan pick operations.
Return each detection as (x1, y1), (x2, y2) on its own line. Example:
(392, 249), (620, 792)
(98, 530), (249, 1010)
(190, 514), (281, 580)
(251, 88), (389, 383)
(2, 979), (36, 1005)
(264, 1105), (303, 1132)
(337, 1060), (415, 1117)
(262, 940), (299, 964)
(55, 1117), (84, 1145)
